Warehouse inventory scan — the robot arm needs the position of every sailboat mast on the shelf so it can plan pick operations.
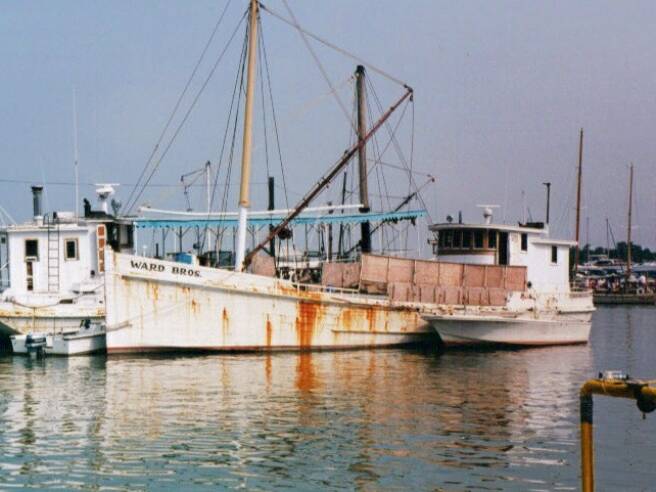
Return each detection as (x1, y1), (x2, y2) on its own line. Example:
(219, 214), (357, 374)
(235, 0), (260, 271)
(356, 65), (371, 253)
(627, 163), (634, 278)
(574, 128), (583, 274)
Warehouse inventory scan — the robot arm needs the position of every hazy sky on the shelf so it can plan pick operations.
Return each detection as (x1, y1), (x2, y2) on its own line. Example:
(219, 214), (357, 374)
(1, 1), (655, 248)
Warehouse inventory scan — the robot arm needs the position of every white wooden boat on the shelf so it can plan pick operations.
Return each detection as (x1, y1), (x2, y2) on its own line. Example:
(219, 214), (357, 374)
(421, 213), (594, 346)
(0, 184), (136, 342)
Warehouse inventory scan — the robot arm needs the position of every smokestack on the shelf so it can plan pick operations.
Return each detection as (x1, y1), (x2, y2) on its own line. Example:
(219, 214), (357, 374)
(31, 185), (43, 221)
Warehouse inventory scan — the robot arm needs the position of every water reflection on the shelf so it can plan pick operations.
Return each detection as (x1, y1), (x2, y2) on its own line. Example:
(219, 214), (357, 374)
(0, 309), (655, 490)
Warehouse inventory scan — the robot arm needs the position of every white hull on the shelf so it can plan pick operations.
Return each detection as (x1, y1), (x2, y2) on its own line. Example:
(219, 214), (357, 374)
(11, 325), (106, 355)
(424, 310), (592, 346)
(104, 252), (434, 353)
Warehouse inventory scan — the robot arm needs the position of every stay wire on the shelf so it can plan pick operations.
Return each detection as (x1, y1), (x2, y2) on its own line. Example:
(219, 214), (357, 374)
(259, 2), (408, 88)
(215, 26), (249, 252)
(259, 17), (291, 210)
(126, 10), (248, 215)
(279, 0), (355, 132)
(368, 82), (431, 223)
(124, 0), (235, 214)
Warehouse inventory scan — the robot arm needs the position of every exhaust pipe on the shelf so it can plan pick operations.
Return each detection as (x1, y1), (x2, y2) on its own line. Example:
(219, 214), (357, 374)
(31, 185), (43, 222)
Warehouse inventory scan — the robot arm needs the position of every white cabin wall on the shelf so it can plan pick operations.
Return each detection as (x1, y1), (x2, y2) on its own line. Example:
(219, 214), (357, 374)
(7, 230), (43, 293)
(434, 253), (495, 265)
(59, 230), (93, 292)
(6, 226), (97, 296)
(526, 242), (570, 293)
(507, 232), (570, 292)
(506, 232), (523, 267)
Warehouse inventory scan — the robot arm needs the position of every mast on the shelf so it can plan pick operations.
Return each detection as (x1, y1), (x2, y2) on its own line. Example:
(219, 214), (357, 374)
(356, 65), (371, 253)
(235, 0), (259, 271)
(627, 163), (634, 279)
(574, 128), (584, 274)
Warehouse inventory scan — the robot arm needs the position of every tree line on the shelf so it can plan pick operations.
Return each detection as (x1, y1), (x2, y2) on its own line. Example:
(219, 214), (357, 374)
(573, 242), (656, 264)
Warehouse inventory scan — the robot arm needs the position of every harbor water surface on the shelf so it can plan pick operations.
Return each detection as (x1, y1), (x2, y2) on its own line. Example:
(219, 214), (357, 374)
(0, 306), (654, 491)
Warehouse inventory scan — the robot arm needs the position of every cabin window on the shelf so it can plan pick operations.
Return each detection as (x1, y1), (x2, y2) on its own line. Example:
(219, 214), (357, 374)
(65, 239), (79, 260)
(521, 233), (528, 251)
(551, 246), (558, 264)
(453, 230), (462, 248)
(25, 239), (39, 260)
(444, 230), (453, 248)
(474, 230), (484, 249)
(463, 230), (472, 248)
(488, 230), (497, 248)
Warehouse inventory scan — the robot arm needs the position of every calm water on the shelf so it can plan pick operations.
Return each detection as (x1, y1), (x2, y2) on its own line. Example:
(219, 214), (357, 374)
(0, 307), (654, 491)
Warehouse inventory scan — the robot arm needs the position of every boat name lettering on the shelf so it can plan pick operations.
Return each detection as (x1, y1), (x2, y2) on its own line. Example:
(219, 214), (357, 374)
(171, 266), (201, 277)
(129, 260), (200, 277)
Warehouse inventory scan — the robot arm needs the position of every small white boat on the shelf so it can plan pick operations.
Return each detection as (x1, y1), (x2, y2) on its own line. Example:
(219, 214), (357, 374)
(423, 309), (591, 347)
(422, 209), (594, 347)
(11, 320), (106, 356)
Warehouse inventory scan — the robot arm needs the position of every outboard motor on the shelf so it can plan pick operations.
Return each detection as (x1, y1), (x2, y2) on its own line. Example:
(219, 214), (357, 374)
(25, 333), (47, 358)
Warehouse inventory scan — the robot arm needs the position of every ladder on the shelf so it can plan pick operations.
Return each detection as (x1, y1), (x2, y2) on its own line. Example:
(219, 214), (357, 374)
(46, 215), (60, 292)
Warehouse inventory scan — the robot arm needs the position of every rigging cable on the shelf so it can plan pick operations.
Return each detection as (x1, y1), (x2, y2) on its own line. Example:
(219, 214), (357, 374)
(213, 23), (249, 253)
(125, 10), (248, 215)
(259, 16), (291, 210)
(124, 0), (235, 214)
(279, 0), (356, 131)
(367, 78), (431, 223)
(259, 2), (408, 88)
(259, 16), (300, 267)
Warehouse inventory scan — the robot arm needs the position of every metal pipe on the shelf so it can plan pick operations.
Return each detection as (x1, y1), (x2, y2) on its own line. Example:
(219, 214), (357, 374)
(268, 176), (275, 258)
(31, 185), (43, 220)
(542, 182), (551, 224)
(337, 171), (347, 258)
(579, 376), (656, 492)
(235, 0), (260, 271)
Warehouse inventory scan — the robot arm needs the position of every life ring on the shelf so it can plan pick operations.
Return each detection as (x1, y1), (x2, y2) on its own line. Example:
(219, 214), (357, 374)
(637, 287), (645, 295)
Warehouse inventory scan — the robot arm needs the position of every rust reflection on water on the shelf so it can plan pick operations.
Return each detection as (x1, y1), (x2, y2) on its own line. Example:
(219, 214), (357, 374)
(9, 310), (656, 491)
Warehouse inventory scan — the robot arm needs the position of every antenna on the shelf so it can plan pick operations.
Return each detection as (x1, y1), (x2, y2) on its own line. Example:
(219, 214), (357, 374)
(73, 87), (80, 218)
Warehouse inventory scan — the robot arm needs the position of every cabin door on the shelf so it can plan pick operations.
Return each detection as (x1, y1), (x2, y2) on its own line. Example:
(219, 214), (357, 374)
(26, 261), (34, 291)
(498, 232), (509, 265)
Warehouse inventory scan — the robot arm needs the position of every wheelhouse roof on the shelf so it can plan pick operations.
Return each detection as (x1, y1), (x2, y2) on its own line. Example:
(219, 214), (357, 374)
(429, 222), (548, 235)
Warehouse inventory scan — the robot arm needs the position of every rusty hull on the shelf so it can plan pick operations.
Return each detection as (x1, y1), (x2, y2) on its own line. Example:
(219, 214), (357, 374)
(104, 252), (434, 353)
